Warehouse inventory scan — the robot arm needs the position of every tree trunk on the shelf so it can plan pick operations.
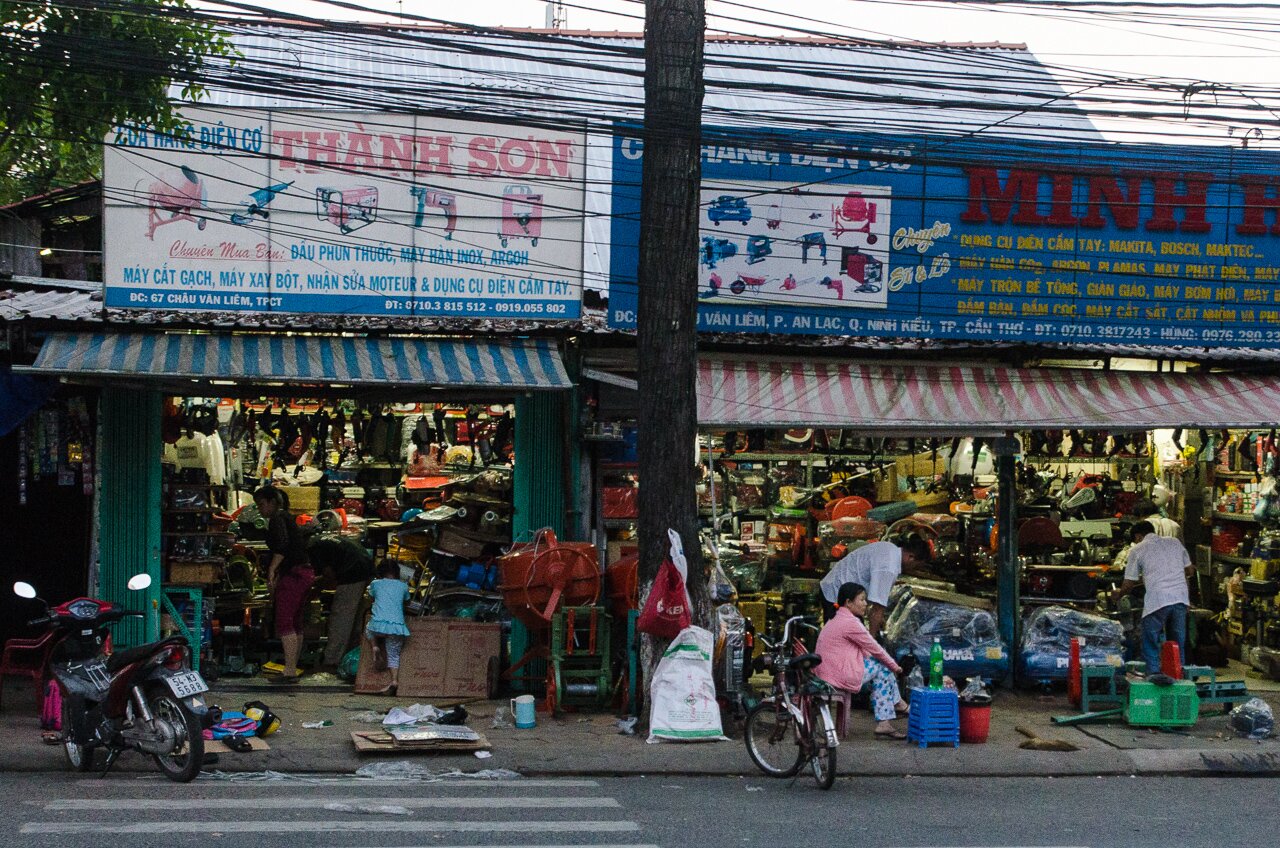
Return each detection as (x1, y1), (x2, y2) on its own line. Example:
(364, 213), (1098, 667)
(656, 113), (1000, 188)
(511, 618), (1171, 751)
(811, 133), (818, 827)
(637, 0), (706, 624)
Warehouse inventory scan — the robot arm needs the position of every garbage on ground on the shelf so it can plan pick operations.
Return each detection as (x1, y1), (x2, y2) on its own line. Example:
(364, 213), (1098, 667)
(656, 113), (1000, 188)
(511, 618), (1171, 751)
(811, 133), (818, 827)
(383, 704), (445, 726)
(301, 720), (334, 729)
(474, 750), (493, 759)
(350, 711), (386, 723)
(648, 626), (727, 743)
(1229, 697), (1275, 739)
(616, 716), (638, 736)
(959, 677), (993, 706)
(353, 762), (521, 780)
(491, 706), (513, 729)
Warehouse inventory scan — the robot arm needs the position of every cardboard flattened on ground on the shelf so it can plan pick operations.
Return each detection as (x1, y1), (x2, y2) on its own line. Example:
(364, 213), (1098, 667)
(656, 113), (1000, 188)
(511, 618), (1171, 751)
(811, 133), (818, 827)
(205, 736), (270, 753)
(350, 730), (490, 754)
(354, 617), (501, 698)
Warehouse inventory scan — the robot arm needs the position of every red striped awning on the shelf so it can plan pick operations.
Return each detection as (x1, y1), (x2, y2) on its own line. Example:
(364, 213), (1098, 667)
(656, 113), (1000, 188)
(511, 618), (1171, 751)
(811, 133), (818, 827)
(698, 356), (1280, 432)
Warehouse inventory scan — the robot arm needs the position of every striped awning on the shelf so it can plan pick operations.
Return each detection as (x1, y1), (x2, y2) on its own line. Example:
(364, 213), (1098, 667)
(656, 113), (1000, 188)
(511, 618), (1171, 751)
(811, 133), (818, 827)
(699, 356), (1280, 432)
(20, 331), (570, 390)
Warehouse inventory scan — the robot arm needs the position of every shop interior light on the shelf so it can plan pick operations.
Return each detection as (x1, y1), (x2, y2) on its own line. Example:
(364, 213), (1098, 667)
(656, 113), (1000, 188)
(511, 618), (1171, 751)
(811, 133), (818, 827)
(38, 247), (53, 256)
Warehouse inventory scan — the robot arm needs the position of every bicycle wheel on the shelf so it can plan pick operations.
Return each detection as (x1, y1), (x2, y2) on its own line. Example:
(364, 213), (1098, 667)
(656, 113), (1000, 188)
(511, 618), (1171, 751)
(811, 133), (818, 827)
(808, 700), (838, 790)
(744, 700), (803, 778)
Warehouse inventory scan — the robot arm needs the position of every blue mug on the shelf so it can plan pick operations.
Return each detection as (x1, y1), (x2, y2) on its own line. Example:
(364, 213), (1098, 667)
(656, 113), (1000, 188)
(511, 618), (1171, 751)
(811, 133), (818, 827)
(511, 694), (537, 729)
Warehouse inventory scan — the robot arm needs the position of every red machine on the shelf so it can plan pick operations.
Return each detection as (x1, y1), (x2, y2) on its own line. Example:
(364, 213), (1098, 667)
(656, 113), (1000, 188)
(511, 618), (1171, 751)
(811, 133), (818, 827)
(315, 186), (378, 234)
(832, 191), (879, 243)
(143, 165), (208, 240)
(500, 184), (543, 247)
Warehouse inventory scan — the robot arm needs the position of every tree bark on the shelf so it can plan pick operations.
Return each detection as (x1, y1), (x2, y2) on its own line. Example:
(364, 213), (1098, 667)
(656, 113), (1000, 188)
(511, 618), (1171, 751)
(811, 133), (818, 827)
(636, 0), (707, 630)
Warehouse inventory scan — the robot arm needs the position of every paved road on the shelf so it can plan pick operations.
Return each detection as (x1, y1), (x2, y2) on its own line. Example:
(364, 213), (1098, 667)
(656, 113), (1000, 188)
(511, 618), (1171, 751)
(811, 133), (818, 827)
(0, 771), (1272, 848)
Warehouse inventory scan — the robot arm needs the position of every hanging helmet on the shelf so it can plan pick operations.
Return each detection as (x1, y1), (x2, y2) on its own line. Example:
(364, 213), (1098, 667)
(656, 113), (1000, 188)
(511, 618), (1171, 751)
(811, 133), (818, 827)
(1151, 484), (1173, 509)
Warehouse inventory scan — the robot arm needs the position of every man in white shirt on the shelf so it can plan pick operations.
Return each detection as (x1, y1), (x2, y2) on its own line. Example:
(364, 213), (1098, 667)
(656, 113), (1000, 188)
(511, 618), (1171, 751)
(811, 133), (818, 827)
(1113, 520), (1192, 674)
(820, 537), (931, 638)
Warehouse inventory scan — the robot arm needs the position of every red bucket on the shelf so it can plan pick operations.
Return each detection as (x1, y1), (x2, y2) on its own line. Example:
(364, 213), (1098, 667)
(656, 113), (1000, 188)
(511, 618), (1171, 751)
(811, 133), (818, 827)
(959, 704), (991, 744)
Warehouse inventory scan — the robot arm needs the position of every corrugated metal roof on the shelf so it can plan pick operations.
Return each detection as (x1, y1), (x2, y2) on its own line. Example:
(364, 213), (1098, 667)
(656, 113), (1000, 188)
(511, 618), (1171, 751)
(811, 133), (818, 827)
(0, 286), (101, 322)
(190, 25), (1101, 140)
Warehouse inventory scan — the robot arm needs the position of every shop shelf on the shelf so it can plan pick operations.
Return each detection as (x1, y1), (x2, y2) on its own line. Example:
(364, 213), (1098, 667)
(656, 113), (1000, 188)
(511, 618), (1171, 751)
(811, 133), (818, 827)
(604, 518), (637, 528)
(162, 531), (235, 537)
(1212, 552), (1254, 566)
(1212, 470), (1260, 480)
(1213, 512), (1259, 523)
(166, 482), (229, 490)
(163, 507), (223, 514)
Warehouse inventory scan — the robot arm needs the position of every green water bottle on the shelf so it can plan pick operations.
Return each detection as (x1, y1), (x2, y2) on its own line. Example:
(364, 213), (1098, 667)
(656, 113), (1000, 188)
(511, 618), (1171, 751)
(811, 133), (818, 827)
(928, 637), (944, 689)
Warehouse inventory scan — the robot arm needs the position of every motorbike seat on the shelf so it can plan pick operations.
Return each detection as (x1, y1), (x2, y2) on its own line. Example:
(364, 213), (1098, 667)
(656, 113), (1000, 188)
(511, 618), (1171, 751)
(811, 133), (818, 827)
(106, 636), (187, 673)
(787, 652), (822, 672)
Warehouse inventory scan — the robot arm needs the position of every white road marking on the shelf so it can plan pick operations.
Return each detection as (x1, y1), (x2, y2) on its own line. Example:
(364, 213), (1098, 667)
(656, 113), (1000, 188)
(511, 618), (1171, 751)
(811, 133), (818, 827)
(47, 796), (620, 811)
(22, 820), (641, 835)
(184, 777), (600, 788)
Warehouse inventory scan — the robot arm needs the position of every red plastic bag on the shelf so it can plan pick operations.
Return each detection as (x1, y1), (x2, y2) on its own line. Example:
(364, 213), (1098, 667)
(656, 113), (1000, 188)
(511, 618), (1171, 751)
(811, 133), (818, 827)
(637, 559), (691, 640)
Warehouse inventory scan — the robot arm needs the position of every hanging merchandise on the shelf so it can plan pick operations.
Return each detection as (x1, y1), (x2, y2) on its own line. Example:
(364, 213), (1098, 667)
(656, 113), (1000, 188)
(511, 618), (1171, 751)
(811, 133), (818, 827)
(637, 558), (692, 640)
(17, 422), (28, 506)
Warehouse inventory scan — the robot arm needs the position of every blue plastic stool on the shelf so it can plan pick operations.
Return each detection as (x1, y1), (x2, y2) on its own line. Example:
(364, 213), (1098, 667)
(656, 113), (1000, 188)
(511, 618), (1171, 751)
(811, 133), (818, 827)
(907, 687), (960, 748)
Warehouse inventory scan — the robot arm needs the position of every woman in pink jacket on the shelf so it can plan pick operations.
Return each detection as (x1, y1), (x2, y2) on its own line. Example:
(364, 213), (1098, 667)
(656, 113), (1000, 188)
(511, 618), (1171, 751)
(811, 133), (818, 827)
(814, 582), (909, 739)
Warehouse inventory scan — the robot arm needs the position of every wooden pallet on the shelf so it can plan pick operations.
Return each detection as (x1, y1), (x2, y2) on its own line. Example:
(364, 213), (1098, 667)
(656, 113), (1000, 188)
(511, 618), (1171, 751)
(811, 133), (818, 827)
(350, 730), (490, 755)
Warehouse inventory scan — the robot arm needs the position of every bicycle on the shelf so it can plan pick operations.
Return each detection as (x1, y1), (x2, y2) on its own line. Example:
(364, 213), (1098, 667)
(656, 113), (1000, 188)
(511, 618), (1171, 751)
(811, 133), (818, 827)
(743, 615), (840, 790)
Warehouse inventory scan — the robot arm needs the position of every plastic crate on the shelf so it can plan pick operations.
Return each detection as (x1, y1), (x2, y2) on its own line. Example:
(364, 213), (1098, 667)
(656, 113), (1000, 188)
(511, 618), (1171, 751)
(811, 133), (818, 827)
(907, 686), (960, 748)
(1125, 679), (1200, 727)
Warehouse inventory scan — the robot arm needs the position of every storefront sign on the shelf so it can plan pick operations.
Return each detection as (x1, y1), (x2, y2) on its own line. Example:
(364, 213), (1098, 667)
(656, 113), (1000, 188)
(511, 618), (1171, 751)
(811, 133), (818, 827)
(104, 109), (585, 319)
(609, 129), (1280, 347)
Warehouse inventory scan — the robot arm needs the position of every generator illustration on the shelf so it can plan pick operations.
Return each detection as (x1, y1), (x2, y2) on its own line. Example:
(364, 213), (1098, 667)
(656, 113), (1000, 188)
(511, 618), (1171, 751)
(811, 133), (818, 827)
(832, 190), (879, 243)
(410, 186), (458, 239)
(701, 237), (737, 269)
(842, 246), (883, 293)
(316, 186), (378, 234)
(142, 165), (208, 240)
(500, 184), (543, 247)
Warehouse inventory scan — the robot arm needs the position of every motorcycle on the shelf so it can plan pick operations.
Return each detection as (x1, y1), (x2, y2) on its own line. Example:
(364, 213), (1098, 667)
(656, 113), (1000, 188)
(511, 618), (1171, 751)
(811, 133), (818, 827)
(13, 574), (213, 782)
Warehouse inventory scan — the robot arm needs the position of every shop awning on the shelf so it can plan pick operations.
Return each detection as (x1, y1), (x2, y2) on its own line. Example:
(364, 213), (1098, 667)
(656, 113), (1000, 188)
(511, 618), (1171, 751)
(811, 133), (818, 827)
(699, 356), (1280, 432)
(19, 331), (571, 390)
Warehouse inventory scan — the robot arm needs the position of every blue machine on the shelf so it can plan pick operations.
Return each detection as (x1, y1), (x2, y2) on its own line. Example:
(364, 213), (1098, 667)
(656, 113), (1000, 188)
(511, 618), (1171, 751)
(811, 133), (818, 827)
(1019, 605), (1124, 683)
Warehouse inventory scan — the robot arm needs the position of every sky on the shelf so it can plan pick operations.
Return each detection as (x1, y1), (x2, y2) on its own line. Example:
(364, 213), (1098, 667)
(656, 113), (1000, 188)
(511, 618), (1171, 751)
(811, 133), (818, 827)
(247, 0), (1280, 146)
(267, 0), (1280, 86)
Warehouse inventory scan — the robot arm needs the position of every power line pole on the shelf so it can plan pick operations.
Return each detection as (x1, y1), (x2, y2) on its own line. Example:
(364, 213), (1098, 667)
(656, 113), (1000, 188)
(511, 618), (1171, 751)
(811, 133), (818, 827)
(637, 0), (707, 625)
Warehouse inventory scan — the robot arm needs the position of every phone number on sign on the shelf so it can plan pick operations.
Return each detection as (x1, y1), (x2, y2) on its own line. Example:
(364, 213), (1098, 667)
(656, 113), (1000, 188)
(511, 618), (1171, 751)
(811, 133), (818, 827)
(405, 300), (571, 316)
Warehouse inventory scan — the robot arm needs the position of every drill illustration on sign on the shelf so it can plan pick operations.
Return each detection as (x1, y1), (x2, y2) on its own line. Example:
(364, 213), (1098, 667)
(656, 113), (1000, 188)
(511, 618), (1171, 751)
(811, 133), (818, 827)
(315, 186), (379, 234)
(142, 165), (208, 240)
(831, 191), (878, 243)
(500, 185), (543, 247)
(409, 187), (458, 240)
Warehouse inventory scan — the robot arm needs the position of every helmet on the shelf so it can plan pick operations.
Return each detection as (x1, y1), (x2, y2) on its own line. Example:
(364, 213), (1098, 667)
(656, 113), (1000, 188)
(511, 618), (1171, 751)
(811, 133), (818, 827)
(401, 507), (424, 523)
(243, 700), (280, 736)
(1151, 484), (1173, 509)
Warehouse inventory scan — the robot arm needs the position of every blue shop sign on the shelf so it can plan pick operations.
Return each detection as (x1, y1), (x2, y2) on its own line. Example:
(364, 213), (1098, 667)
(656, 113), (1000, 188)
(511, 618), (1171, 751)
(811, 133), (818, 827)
(608, 128), (1280, 347)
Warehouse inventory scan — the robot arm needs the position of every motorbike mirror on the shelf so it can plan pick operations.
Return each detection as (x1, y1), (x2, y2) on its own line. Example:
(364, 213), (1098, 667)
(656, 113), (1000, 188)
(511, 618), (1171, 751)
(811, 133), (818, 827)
(126, 574), (153, 591)
(13, 581), (37, 599)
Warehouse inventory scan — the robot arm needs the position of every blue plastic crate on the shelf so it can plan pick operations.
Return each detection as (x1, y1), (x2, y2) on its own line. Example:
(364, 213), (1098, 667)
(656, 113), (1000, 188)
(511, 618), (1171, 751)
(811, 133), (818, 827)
(907, 687), (959, 748)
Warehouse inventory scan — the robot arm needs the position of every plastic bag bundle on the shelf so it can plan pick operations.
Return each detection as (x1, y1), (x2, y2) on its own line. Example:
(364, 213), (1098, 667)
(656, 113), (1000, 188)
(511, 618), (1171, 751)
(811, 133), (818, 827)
(885, 596), (1008, 679)
(959, 676), (993, 705)
(1229, 697), (1275, 739)
(1019, 605), (1123, 681)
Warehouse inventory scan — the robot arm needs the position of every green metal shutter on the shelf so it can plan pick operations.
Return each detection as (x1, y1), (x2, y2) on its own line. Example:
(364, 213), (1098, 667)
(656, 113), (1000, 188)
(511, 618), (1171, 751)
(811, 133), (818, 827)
(513, 393), (566, 539)
(98, 388), (162, 648)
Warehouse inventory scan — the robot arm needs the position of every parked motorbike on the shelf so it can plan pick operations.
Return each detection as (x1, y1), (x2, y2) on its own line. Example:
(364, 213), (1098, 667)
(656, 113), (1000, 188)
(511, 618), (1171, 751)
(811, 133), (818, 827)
(13, 574), (212, 782)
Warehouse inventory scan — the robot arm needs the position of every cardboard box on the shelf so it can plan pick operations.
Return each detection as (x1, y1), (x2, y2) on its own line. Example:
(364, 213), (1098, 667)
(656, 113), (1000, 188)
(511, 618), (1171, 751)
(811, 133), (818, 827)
(355, 617), (501, 698)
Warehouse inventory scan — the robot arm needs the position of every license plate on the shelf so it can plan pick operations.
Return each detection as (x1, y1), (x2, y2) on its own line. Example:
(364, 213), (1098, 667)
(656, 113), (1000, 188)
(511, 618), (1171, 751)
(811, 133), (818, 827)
(165, 671), (208, 698)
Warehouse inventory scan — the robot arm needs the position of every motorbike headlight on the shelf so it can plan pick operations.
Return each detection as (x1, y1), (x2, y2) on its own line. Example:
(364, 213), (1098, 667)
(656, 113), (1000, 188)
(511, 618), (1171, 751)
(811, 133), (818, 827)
(68, 599), (100, 620)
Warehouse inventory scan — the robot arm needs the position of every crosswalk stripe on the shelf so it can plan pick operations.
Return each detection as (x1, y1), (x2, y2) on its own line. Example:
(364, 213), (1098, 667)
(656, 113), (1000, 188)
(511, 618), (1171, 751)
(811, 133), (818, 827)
(47, 796), (620, 811)
(338, 845), (661, 848)
(21, 820), (642, 835)
(181, 778), (601, 789)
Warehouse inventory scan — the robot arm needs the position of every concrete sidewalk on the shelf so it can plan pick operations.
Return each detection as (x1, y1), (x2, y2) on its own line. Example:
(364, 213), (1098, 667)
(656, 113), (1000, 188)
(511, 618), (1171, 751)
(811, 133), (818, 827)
(2, 680), (1277, 778)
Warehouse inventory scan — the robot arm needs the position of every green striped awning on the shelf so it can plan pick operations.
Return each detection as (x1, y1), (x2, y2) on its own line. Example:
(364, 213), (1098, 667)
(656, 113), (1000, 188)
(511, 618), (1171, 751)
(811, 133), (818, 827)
(19, 331), (570, 390)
